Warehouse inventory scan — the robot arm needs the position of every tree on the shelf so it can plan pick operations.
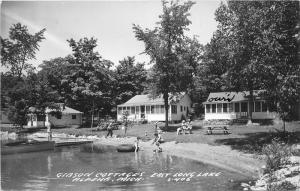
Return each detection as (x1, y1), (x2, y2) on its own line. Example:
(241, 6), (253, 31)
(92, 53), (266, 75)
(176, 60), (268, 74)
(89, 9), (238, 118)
(211, 1), (299, 126)
(38, 56), (73, 103)
(64, 37), (114, 127)
(133, 0), (196, 127)
(1, 71), (60, 127)
(8, 99), (28, 128)
(260, 1), (300, 131)
(2, 74), (29, 127)
(1, 23), (46, 78)
(114, 56), (147, 105)
(25, 71), (61, 123)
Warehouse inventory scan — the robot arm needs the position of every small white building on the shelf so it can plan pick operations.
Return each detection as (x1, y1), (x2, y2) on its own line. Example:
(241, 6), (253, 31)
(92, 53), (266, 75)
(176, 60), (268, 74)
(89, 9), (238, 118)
(203, 90), (276, 120)
(27, 104), (83, 128)
(117, 93), (192, 122)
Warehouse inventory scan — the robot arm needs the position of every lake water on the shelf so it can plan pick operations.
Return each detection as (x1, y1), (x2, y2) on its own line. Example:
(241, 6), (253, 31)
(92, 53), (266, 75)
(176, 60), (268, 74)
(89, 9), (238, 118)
(1, 143), (251, 191)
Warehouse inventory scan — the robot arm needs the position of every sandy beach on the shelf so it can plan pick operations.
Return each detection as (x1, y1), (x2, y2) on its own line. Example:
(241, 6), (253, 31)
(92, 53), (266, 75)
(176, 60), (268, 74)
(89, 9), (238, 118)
(91, 136), (263, 178)
(23, 132), (263, 178)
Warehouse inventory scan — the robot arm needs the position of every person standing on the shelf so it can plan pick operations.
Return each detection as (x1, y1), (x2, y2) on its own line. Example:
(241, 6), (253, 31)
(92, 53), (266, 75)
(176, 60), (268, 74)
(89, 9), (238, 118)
(106, 121), (114, 138)
(134, 137), (140, 152)
(187, 119), (192, 134)
(47, 125), (52, 141)
(123, 120), (128, 137)
(152, 133), (162, 152)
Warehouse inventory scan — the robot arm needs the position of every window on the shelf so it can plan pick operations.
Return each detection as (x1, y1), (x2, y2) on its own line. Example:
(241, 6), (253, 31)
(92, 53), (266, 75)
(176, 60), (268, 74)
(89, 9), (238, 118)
(146, 106), (150, 114)
(184, 106), (186, 111)
(229, 103), (233, 112)
(37, 115), (46, 121)
(180, 106), (183, 112)
(118, 107), (122, 114)
(212, 104), (216, 113)
(234, 103), (240, 112)
(72, 115), (76, 119)
(262, 102), (267, 112)
(123, 107), (126, 112)
(206, 104), (211, 113)
(241, 102), (248, 112)
(255, 101), (261, 112)
(217, 104), (222, 113)
(131, 106), (135, 114)
(171, 105), (177, 114)
(56, 115), (61, 120)
(223, 103), (228, 113)
(136, 106), (139, 114)
(160, 105), (165, 113)
(151, 105), (155, 114)
(155, 105), (160, 113)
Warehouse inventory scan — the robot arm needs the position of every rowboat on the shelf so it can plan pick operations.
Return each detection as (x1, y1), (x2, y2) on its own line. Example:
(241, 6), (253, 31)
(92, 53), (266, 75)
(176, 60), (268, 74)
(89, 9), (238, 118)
(1, 140), (55, 155)
(117, 144), (136, 152)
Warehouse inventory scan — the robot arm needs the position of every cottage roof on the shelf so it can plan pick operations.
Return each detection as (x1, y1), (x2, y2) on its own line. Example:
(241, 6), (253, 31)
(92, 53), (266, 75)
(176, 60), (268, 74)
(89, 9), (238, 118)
(203, 90), (265, 104)
(118, 93), (187, 107)
(46, 106), (83, 114)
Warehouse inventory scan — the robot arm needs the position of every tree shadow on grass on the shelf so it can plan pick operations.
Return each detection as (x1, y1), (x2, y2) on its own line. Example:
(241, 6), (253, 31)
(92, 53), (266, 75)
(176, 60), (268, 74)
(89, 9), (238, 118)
(215, 131), (300, 154)
(160, 124), (203, 132)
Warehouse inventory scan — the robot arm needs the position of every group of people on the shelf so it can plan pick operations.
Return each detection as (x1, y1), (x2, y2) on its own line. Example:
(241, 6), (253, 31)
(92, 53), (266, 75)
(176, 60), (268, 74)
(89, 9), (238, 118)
(177, 119), (192, 135)
(105, 119), (193, 153)
(152, 121), (163, 152)
(104, 120), (128, 138)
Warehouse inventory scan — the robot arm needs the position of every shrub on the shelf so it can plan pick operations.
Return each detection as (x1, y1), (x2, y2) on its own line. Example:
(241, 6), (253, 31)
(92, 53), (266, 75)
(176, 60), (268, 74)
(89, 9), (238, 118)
(267, 181), (296, 191)
(262, 138), (292, 174)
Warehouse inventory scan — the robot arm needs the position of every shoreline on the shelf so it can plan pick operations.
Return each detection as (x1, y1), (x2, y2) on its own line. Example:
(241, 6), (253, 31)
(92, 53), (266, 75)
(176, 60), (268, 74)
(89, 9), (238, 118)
(22, 131), (263, 178)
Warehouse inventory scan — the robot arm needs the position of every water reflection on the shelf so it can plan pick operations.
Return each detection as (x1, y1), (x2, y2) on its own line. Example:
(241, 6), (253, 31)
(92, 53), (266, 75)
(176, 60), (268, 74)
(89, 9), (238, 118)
(1, 143), (250, 191)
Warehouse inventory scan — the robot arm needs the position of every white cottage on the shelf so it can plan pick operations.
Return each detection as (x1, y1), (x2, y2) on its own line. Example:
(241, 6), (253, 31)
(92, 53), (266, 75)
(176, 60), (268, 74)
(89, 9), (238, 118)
(203, 90), (276, 120)
(27, 104), (83, 128)
(117, 93), (192, 122)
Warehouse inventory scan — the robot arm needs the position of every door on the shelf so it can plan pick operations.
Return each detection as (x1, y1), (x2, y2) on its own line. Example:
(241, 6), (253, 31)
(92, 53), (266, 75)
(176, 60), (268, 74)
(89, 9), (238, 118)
(140, 106), (145, 119)
(241, 102), (248, 118)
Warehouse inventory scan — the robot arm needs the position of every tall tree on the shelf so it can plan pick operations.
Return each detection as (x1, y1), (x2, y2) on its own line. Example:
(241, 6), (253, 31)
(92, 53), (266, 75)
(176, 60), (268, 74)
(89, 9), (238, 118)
(38, 56), (73, 103)
(213, 1), (299, 125)
(133, 0), (196, 127)
(259, 1), (300, 130)
(114, 56), (147, 105)
(64, 38), (114, 127)
(1, 23), (45, 78)
(1, 71), (60, 127)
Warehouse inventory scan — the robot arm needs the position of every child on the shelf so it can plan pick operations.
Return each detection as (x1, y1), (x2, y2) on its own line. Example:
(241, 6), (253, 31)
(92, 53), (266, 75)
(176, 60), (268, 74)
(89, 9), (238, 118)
(187, 119), (192, 134)
(182, 120), (188, 134)
(47, 125), (52, 141)
(152, 133), (162, 152)
(123, 120), (128, 137)
(134, 137), (140, 152)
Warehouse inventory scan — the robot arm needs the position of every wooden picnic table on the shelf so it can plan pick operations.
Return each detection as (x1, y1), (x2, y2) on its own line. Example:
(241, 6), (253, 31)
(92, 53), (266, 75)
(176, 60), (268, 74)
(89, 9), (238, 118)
(205, 124), (230, 135)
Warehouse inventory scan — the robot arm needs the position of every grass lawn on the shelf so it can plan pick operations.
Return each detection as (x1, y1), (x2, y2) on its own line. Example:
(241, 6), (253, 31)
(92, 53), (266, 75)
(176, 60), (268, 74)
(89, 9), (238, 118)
(49, 120), (300, 154)
(2, 120), (299, 154)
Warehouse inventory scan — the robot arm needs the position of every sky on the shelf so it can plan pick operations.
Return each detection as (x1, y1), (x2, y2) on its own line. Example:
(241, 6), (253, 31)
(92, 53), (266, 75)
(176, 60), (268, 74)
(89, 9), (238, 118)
(1, 0), (221, 70)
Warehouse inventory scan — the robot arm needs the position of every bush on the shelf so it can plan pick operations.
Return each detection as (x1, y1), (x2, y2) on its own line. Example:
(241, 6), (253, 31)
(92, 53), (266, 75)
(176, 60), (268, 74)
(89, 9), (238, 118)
(262, 138), (292, 174)
(267, 181), (296, 191)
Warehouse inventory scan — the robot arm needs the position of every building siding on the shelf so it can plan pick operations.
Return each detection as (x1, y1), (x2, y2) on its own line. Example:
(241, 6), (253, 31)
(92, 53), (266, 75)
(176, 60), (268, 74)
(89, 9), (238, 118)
(117, 94), (192, 122)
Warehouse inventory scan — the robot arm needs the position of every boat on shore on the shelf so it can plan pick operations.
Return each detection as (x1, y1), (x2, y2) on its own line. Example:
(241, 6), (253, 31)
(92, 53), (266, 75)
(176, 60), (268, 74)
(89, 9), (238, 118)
(117, 144), (136, 152)
(1, 140), (55, 155)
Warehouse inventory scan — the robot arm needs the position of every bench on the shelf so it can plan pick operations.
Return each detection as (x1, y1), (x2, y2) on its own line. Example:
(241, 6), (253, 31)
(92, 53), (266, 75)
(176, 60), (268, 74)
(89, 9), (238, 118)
(205, 125), (230, 135)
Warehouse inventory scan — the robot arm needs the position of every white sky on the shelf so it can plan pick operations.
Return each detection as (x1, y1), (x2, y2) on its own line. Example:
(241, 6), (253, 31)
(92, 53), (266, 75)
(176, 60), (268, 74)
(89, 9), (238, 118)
(1, 0), (221, 69)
